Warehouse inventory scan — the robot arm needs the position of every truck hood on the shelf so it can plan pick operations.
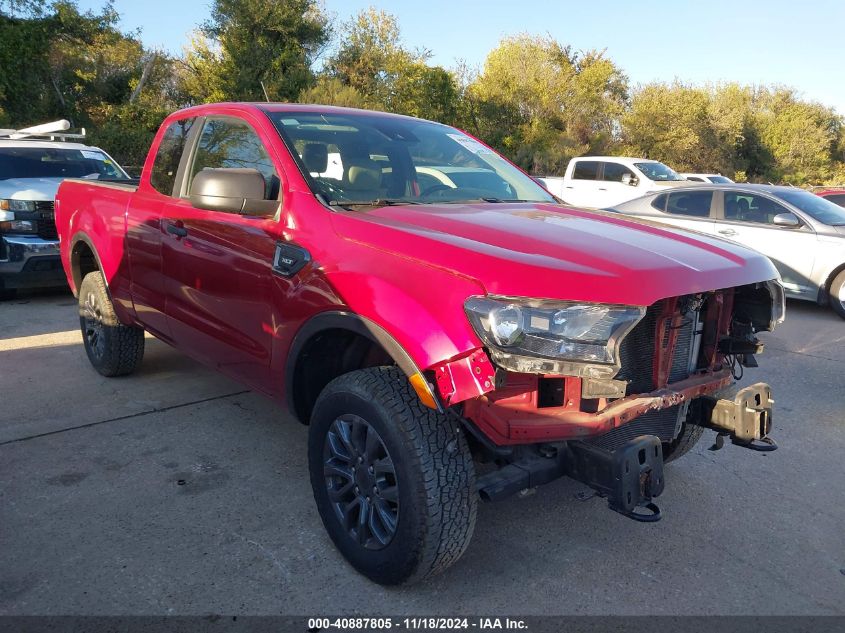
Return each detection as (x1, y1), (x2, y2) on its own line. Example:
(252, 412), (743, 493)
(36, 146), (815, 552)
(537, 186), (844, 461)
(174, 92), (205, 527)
(0, 177), (64, 201)
(332, 202), (780, 306)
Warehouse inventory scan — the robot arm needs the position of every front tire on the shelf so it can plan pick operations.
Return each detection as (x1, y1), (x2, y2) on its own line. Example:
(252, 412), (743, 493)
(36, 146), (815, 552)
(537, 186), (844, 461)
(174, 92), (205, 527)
(661, 422), (704, 463)
(78, 271), (145, 376)
(308, 366), (477, 585)
(828, 269), (845, 319)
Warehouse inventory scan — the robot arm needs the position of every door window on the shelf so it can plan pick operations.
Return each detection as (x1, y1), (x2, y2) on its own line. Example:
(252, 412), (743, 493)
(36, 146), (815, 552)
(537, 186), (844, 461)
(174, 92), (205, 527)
(724, 192), (787, 224)
(824, 193), (845, 207)
(665, 191), (713, 217)
(601, 162), (635, 182)
(150, 118), (195, 196)
(572, 161), (600, 180)
(188, 117), (279, 200)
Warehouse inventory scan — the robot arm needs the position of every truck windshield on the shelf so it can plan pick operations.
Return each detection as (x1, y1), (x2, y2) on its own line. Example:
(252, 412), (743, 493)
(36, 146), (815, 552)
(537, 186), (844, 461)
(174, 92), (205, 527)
(634, 162), (685, 182)
(775, 189), (845, 226)
(0, 147), (126, 180)
(265, 110), (555, 207)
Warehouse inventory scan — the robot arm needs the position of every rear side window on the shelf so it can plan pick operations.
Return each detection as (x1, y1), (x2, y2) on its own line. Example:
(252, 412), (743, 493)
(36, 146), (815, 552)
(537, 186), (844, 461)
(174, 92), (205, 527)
(685, 176), (704, 182)
(651, 193), (668, 211)
(188, 117), (279, 200)
(824, 193), (845, 208)
(601, 162), (634, 182)
(572, 161), (599, 180)
(150, 118), (194, 195)
(665, 191), (713, 217)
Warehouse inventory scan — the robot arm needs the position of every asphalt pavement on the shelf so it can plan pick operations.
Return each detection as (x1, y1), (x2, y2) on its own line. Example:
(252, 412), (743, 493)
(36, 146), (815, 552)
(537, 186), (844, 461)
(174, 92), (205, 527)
(1, 289), (843, 615)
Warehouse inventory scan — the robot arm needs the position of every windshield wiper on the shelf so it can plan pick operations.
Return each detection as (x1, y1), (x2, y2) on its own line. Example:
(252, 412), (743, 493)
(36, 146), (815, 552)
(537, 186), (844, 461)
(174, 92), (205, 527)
(440, 197), (531, 204)
(328, 198), (424, 209)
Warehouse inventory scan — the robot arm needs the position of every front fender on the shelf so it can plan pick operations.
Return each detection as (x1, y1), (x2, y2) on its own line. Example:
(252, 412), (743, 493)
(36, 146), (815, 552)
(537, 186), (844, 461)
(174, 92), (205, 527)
(324, 257), (485, 372)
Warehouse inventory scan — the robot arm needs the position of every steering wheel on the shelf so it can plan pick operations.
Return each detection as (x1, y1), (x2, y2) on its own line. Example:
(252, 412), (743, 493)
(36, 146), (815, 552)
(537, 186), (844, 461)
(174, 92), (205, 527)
(420, 184), (454, 197)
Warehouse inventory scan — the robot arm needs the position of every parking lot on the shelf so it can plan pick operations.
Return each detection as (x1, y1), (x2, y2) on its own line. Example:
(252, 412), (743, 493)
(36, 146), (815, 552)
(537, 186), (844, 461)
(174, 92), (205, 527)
(1, 290), (843, 616)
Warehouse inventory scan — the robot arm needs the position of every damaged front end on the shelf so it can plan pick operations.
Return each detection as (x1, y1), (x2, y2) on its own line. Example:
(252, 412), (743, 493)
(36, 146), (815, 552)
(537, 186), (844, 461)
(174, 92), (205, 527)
(426, 280), (784, 521)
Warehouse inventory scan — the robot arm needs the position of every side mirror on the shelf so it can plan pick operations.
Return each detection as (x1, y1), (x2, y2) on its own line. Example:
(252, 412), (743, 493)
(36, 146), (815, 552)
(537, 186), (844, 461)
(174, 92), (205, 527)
(621, 173), (639, 187)
(189, 168), (278, 216)
(772, 212), (801, 228)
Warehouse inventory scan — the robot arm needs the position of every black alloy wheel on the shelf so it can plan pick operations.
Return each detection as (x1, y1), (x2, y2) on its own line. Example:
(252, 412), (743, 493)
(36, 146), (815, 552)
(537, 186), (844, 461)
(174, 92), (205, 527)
(323, 414), (399, 550)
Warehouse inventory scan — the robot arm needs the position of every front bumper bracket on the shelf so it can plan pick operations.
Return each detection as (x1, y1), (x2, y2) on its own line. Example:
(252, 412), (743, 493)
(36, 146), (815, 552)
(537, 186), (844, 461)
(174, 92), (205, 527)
(566, 435), (665, 522)
(699, 382), (776, 451)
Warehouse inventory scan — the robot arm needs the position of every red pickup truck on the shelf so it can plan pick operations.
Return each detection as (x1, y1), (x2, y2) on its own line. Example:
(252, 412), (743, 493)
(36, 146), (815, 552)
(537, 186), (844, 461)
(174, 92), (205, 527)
(56, 103), (784, 585)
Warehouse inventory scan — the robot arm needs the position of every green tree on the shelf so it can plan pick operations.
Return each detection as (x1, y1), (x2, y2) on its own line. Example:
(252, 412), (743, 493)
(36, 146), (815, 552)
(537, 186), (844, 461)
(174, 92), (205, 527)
(621, 82), (721, 172)
(322, 7), (459, 123)
(298, 76), (369, 109)
(1, 1), (181, 166)
(180, 0), (330, 103)
(754, 88), (841, 184)
(467, 34), (628, 174)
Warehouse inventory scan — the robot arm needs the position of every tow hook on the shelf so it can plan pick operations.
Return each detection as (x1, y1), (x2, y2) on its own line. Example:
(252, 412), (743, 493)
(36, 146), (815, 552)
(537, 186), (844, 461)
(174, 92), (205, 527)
(566, 436), (665, 522)
(700, 382), (777, 452)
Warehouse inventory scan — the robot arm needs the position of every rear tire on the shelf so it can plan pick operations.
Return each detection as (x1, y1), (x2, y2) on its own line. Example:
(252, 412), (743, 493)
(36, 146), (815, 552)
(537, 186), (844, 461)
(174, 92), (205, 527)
(78, 271), (145, 376)
(828, 269), (845, 319)
(308, 366), (477, 585)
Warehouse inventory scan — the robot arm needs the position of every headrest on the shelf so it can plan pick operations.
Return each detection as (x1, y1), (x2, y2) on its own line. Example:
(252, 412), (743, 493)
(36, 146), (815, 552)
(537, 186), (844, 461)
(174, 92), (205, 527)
(302, 143), (328, 174)
(345, 157), (381, 190)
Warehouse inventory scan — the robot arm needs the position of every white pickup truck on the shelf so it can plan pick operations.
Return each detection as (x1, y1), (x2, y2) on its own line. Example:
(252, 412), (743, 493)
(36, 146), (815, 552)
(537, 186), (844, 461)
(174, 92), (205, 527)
(539, 156), (692, 209)
(0, 120), (128, 298)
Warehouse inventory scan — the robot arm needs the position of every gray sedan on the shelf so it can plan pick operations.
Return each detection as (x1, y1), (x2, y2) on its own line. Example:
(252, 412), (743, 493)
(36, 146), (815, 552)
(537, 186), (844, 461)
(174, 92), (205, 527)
(607, 184), (845, 319)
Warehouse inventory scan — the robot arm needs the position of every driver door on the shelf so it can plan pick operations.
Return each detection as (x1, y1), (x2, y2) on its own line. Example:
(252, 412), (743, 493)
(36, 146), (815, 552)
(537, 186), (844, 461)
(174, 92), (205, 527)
(160, 115), (282, 392)
(715, 191), (818, 297)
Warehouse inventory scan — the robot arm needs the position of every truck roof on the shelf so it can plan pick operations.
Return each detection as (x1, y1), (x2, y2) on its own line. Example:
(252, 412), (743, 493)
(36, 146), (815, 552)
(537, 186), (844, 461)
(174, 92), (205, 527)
(0, 139), (99, 151)
(165, 102), (441, 126)
(570, 156), (662, 163)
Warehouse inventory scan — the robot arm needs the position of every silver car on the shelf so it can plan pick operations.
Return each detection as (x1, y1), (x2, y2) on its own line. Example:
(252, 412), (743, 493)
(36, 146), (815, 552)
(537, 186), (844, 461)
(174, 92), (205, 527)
(608, 184), (845, 319)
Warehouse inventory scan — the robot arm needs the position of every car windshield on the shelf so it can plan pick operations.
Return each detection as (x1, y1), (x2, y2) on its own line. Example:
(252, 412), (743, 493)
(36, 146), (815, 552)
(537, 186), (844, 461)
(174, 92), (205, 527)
(775, 189), (845, 226)
(265, 110), (555, 207)
(634, 162), (685, 182)
(709, 175), (732, 184)
(0, 147), (126, 180)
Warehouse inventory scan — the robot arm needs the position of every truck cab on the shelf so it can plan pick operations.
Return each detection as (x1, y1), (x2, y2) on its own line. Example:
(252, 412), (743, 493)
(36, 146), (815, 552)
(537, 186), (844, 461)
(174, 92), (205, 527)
(0, 122), (128, 298)
(542, 156), (692, 209)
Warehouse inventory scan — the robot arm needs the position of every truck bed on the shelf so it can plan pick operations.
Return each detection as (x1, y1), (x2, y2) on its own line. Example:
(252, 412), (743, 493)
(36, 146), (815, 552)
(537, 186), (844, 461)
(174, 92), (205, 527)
(55, 178), (139, 306)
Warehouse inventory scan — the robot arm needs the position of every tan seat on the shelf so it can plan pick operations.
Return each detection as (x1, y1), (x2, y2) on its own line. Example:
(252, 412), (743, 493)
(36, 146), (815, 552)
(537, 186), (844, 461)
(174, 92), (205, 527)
(343, 156), (383, 201)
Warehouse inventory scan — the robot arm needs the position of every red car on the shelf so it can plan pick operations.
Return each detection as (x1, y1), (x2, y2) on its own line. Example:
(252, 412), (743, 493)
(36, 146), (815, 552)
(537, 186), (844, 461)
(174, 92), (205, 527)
(816, 188), (845, 207)
(55, 103), (784, 585)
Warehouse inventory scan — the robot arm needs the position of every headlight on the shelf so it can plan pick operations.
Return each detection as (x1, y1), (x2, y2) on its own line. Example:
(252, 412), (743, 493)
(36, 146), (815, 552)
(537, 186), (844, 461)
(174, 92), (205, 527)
(465, 296), (646, 378)
(0, 220), (37, 233)
(764, 279), (786, 330)
(0, 199), (37, 213)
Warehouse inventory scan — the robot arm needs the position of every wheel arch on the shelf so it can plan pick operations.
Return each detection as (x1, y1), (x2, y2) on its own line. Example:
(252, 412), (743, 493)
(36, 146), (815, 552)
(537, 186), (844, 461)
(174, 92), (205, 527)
(285, 311), (442, 424)
(818, 261), (845, 305)
(69, 232), (106, 297)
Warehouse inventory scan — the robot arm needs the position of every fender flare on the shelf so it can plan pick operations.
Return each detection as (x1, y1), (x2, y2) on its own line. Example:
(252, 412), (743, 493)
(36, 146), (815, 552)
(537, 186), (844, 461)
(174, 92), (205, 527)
(68, 231), (107, 297)
(284, 310), (442, 419)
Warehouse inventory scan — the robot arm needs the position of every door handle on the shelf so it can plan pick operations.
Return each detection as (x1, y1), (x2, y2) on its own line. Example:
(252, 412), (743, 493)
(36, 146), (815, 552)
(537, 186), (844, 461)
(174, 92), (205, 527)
(166, 222), (188, 238)
(597, 188), (607, 191)
(718, 229), (737, 236)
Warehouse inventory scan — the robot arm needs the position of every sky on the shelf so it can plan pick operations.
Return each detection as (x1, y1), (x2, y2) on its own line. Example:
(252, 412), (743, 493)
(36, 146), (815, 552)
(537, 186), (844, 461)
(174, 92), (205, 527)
(77, 0), (845, 114)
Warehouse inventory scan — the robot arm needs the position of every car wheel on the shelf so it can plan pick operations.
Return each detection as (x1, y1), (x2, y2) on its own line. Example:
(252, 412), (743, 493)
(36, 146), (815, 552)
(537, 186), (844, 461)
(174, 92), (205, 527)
(308, 366), (477, 585)
(78, 271), (145, 376)
(828, 269), (845, 319)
